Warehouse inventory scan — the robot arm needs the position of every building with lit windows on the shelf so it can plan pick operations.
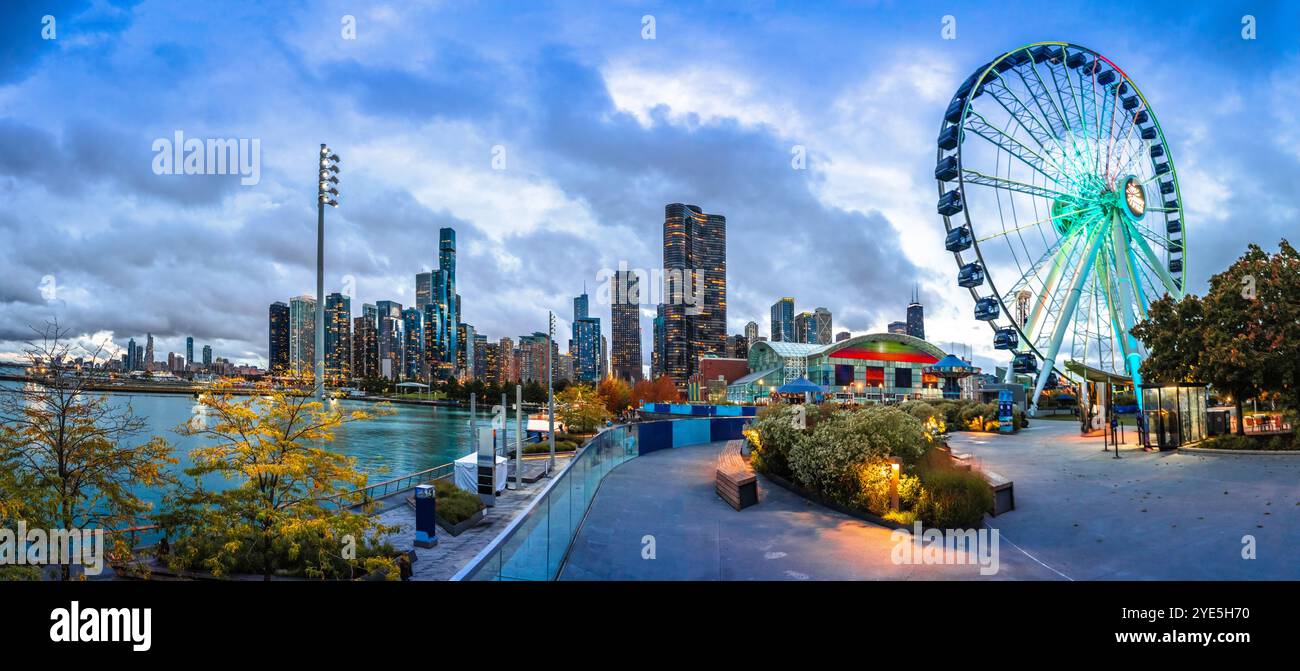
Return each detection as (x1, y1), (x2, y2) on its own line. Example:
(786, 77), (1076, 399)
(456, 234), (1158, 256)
(727, 333), (947, 404)
(289, 295), (316, 378)
(610, 270), (642, 382)
(268, 301), (290, 375)
(661, 203), (726, 388)
(325, 292), (352, 382)
(353, 315), (377, 379)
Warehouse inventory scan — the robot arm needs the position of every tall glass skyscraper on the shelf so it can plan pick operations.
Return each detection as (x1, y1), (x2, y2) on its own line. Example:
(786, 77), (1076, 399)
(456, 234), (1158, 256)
(572, 291), (601, 382)
(268, 301), (290, 375)
(661, 203), (726, 388)
(610, 270), (643, 382)
(186, 337), (194, 370)
(352, 315), (377, 379)
(770, 297), (794, 342)
(402, 307), (423, 379)
(289, 295), (316, 378)
(325, 292), (352, 382)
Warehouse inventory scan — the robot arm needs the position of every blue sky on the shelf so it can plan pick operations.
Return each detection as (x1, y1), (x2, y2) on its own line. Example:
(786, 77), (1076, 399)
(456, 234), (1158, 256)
(1, 0), (1297, 373)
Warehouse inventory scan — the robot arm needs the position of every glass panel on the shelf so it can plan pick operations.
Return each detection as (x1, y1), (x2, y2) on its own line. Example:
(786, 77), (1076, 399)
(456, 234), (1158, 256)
(499, 492), (548, 581)
(546, 468), (573, 578)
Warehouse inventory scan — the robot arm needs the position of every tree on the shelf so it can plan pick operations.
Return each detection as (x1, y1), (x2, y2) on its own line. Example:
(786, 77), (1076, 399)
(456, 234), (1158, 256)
(1131, 240), (1300, 434)
(596, 377), (632, 416)
(555, 384), (611, 434)
(0, 322), (176, 580)
(159, 382), (400, 580)
(1131, 293), (1206, 385)
(631, 376), (681, 406)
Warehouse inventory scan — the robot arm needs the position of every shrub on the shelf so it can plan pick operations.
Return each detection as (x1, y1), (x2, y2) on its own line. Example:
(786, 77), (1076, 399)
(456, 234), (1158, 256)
(915, 469), (992, 528)
(747, 405), (806, 479)
(856, 464), (923, 515)
(900, 401), (940, 424)
(788, 406), (927, 506)
(1199, 434), (1297, 451)
(433, 478), (485, 525)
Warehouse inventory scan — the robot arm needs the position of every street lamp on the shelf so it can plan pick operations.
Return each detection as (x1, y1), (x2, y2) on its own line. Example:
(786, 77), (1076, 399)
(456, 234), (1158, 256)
(315, 144), (340, 401)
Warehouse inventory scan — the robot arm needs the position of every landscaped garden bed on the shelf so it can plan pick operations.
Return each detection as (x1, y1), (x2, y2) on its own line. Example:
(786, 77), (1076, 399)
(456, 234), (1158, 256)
(744, 402), (993, 529)
(431, 479), (487, 535)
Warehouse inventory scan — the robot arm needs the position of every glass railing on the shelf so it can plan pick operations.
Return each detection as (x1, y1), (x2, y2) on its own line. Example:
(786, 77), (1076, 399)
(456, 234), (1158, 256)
(452, 416), (749, 581)
(454, 424), (638, 581)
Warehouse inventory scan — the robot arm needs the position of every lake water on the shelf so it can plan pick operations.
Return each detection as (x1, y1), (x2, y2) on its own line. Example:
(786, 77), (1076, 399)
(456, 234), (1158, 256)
(0, 371), (522, 530)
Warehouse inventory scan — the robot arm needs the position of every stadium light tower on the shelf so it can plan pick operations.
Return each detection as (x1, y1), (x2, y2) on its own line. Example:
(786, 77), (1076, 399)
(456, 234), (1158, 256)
(316, 144), (340, 401)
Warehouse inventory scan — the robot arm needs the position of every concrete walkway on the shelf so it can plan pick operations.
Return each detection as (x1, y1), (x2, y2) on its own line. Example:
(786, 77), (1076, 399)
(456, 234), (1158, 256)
(948, 421), (1300, 580)
(559, 422), (1300, 580)
(559, 441), (1057, 580)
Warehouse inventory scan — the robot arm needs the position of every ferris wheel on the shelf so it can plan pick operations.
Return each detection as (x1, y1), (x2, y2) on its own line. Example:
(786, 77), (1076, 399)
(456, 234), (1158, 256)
(935, 42), (1186, 415)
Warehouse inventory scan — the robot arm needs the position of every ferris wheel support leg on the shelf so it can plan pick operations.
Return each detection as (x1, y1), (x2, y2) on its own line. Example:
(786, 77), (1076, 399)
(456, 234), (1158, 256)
(1028, 222), (1109, 416)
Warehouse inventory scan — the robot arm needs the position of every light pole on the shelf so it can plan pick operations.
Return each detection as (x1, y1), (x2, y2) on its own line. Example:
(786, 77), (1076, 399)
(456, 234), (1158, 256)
(316, 144), (340, 401)
(547, 310), (556, 475)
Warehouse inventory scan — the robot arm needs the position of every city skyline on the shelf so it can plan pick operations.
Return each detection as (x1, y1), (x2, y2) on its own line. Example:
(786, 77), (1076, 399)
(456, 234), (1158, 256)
(4, 2), (1299, 378)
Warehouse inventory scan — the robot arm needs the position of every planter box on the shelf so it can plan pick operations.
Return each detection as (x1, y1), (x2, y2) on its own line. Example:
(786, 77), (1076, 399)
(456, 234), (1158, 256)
(435, 509), (485, 536)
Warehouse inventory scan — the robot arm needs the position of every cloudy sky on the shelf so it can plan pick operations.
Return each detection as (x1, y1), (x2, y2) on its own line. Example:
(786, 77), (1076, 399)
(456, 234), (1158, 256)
(1, 0), (1297, 373)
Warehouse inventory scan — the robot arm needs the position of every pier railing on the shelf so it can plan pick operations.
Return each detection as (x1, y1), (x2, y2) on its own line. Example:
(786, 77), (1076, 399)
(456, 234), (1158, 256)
(328, 461), (456, 509)
(452, 416), (751, 581)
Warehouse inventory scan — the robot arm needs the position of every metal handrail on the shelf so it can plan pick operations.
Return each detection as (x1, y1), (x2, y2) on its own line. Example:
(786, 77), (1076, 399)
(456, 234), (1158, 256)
(328, 461), (457, 508)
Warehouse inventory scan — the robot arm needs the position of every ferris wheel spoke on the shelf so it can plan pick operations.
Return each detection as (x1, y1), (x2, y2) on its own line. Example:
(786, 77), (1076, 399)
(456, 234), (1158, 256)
(1048, 55), (1087, 138)
(965, 112), (1071, 187)
(977, 205), (1091, 242)
(1018, 60), (1070, 141)
(1126, 219), (1184, 298)
(962, 170), (1074, 201)
(981, 75), (1075, 170)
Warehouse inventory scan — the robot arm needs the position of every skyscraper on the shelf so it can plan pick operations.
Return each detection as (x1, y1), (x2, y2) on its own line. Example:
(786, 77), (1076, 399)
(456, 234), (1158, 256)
(186, 337), (194, 370)
(438, 228), (459, 374)
(835, 330), (851, 342)
(483, 340), (500, 385)
(662, 203), (726, 388)
(744, 321), (759, 344)
(572, 290), (601, 382)
(375, 300), (402, 380)
(202, 345), (212, 369)
(289, 295), (316, 378)
(770, 298), (794, 342)
(651, 304), (665, 379)
(415, 271), (433, 311)
(473, 333), (488, 381)
(352, 316), (378, 379)
(814, 307), (833, 345)
(144, 333), (155, 370)
(325, 292), (352, 382)
(794, 311), (813, 344)
(906, 285), (925, 340)
(269, 301), (290, 375)
(402, 307), (423, 380)
(498, 336), (516, 383)
(610, 270), (643, 382)
(126, 337), (137, 371)
(456, 323), (475, 380)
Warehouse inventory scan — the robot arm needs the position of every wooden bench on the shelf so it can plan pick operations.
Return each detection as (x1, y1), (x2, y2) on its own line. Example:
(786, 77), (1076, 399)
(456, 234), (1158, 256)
(716, 439), (759, 510)
(981, 469), (1015, 516)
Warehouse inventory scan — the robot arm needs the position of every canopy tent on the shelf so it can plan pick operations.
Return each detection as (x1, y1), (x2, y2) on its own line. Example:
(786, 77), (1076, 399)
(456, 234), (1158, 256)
(776, 377), (823, 395)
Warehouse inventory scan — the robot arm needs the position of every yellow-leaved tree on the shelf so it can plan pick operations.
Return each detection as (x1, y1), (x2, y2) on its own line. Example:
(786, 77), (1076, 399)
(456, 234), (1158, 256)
(158, 382), (401, 580)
